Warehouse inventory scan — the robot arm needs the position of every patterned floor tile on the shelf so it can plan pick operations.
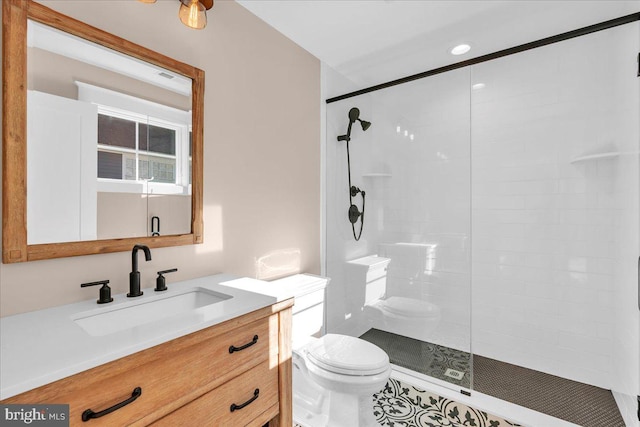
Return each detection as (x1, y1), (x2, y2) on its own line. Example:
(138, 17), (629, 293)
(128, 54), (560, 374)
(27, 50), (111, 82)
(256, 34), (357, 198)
(374, 378), (521, 427)
(294, 377), (521, 427)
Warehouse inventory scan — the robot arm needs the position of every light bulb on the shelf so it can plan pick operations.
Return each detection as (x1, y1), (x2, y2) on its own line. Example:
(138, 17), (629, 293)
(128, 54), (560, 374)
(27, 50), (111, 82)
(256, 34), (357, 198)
(179, 0), (207, 29)
(451, 44), (471, 55)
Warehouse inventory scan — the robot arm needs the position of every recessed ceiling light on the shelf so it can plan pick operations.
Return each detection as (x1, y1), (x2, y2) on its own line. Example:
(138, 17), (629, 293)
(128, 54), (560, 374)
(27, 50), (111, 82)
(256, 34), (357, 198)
(472, 83), (485, 90)
(451, 44), (471, 55)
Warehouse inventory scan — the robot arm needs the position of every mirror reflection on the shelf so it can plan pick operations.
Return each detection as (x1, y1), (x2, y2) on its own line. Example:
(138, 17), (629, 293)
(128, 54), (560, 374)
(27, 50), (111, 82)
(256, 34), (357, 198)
(26, 20), (192, 245)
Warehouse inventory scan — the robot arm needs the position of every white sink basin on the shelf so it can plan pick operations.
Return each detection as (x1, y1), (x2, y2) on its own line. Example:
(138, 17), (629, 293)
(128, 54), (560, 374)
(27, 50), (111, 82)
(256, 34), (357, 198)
(72, 288), (232, 336)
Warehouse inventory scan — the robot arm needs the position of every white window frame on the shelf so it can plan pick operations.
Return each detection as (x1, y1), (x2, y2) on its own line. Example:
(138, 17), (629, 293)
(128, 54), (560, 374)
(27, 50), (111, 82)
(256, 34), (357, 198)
(76, 81), (192, 196)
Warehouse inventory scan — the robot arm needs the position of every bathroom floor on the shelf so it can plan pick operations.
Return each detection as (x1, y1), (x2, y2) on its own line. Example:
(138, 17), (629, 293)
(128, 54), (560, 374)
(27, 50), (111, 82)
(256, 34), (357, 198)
(360, 328), (625, 427)
(373, 378), (521, 427)
(360, 329), (471, 388)
(294, 377), (520, 427)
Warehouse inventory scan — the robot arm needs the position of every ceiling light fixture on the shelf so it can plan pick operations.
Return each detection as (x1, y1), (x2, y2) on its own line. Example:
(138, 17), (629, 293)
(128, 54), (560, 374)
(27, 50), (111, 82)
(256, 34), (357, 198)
(140, 0), (214, 30)
(450, 44), (471, 55)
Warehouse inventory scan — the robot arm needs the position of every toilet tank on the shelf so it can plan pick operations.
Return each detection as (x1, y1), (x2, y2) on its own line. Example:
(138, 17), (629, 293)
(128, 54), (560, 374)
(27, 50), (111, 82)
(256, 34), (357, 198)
(269, 274), (329, 342)
(346, 255), (391, 305)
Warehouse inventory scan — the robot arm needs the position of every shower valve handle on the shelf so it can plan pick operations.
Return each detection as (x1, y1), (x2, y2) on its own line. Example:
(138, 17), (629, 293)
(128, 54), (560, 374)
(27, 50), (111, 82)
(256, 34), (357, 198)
(349, 205), (362, 224)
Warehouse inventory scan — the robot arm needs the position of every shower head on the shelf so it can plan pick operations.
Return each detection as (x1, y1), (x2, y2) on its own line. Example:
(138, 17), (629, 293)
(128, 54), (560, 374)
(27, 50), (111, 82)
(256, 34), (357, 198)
(348, 108), (372, 132)
(348, 107), (361, 123)
(338, 107), (372, 142)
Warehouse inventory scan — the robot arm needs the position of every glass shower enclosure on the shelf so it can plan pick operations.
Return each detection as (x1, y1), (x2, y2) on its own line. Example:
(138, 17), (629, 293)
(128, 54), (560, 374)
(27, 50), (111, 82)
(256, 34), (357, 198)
(324, 18), (640, 414)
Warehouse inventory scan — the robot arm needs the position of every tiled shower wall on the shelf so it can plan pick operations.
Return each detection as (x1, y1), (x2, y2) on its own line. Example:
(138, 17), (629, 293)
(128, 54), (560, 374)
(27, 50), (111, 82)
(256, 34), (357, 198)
(471, 24), (638, 391)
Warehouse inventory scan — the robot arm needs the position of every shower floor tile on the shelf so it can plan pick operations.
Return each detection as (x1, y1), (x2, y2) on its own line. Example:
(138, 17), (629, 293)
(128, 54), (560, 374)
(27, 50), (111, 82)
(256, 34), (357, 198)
(359, 328), (626, 427)
(360, 328), (471, 388)
(473, 355), (625, 427)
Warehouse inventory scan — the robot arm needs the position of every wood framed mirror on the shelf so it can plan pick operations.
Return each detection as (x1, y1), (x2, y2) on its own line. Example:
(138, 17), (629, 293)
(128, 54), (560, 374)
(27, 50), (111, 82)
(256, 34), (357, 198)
(2, 0), (204, 263)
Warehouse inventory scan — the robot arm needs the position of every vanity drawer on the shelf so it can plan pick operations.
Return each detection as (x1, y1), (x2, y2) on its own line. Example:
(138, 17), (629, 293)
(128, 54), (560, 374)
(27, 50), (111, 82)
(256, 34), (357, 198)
(197, 314), (277, 381)
(3, 314), (278, 426)
(151, 359), (279, 427)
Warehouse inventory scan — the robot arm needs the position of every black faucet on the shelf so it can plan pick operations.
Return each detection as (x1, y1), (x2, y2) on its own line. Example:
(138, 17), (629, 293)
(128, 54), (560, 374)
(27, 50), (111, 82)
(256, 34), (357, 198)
(128, 244), (152, 297)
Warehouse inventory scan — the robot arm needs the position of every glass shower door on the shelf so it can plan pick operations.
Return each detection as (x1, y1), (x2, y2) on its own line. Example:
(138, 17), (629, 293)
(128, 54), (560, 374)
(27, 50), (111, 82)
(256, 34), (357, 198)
(325, 67), (472, 391)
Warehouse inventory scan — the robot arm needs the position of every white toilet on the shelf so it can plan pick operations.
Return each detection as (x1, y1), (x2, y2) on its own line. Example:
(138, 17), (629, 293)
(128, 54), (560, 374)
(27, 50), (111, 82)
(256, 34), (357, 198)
(268, 274), (391, 427)
(347, 255), (441, 342)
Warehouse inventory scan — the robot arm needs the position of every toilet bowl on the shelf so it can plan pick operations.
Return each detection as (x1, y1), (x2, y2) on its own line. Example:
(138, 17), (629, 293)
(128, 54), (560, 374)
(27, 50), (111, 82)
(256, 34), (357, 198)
(293, 334), (390, 427)
(365, 295), (441, 341)
(347, 255), (442, 342)
(263, 274), (391, 427)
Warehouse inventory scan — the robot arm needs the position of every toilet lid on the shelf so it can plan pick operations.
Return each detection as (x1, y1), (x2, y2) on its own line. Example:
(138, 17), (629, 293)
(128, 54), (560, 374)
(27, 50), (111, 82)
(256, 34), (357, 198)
(379, 296), (439, 318)
(306, 334), (389, 376)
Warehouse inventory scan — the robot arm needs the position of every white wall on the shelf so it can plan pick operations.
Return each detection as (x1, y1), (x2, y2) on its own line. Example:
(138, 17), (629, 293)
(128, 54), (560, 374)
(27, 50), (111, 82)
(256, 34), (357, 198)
(27, 91), (97, 244)
(324, 90), (375, 336)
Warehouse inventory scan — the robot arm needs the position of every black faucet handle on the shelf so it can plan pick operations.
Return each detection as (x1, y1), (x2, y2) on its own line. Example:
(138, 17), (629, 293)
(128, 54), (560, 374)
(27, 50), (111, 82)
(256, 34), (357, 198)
(155, 268), (178, 292)
(81, 280), (113, 304)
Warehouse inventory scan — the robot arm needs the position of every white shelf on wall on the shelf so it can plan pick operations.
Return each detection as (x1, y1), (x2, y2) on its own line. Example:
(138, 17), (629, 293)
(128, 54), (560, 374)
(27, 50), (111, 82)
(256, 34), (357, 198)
(362, 173), (392, 178)
(570, 151), (639, 164)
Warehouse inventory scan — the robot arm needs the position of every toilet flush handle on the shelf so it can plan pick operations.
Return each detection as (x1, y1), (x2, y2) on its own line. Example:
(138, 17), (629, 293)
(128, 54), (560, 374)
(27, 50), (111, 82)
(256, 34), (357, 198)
(292, 351), (309, 378)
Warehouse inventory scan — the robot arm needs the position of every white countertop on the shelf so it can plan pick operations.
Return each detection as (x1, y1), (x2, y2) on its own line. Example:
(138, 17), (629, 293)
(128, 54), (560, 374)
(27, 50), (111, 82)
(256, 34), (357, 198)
(0, 274), (277, 399)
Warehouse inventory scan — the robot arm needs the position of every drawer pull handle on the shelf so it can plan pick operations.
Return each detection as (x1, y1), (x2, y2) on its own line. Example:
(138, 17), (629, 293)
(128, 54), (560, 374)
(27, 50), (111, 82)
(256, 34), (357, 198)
(230, 388), (259, 412)
(82, 387), (142, 422)
(229, 335), (258, 353)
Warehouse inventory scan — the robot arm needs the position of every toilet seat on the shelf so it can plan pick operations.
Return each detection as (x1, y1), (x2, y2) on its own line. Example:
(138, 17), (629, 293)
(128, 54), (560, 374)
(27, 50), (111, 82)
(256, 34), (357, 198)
(378, 296), (439, 318)
(306, 334), (389, 376)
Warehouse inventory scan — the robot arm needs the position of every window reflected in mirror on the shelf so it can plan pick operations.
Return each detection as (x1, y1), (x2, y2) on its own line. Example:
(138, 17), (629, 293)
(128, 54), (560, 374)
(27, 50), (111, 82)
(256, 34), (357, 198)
(26, 19), (193, 245)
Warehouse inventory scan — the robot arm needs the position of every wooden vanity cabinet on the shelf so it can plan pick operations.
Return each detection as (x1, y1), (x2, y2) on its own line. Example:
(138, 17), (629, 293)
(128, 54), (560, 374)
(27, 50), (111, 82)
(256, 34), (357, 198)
(2, 299), (293, 427)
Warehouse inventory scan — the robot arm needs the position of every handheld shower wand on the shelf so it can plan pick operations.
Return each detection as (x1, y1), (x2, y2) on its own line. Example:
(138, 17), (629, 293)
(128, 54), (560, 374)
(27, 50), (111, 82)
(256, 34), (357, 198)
(337, 107), (371, 241)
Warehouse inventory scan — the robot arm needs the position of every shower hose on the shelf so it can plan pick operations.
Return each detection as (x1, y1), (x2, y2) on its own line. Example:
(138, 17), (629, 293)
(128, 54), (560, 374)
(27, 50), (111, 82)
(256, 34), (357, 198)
(346, 138), (365, 241)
